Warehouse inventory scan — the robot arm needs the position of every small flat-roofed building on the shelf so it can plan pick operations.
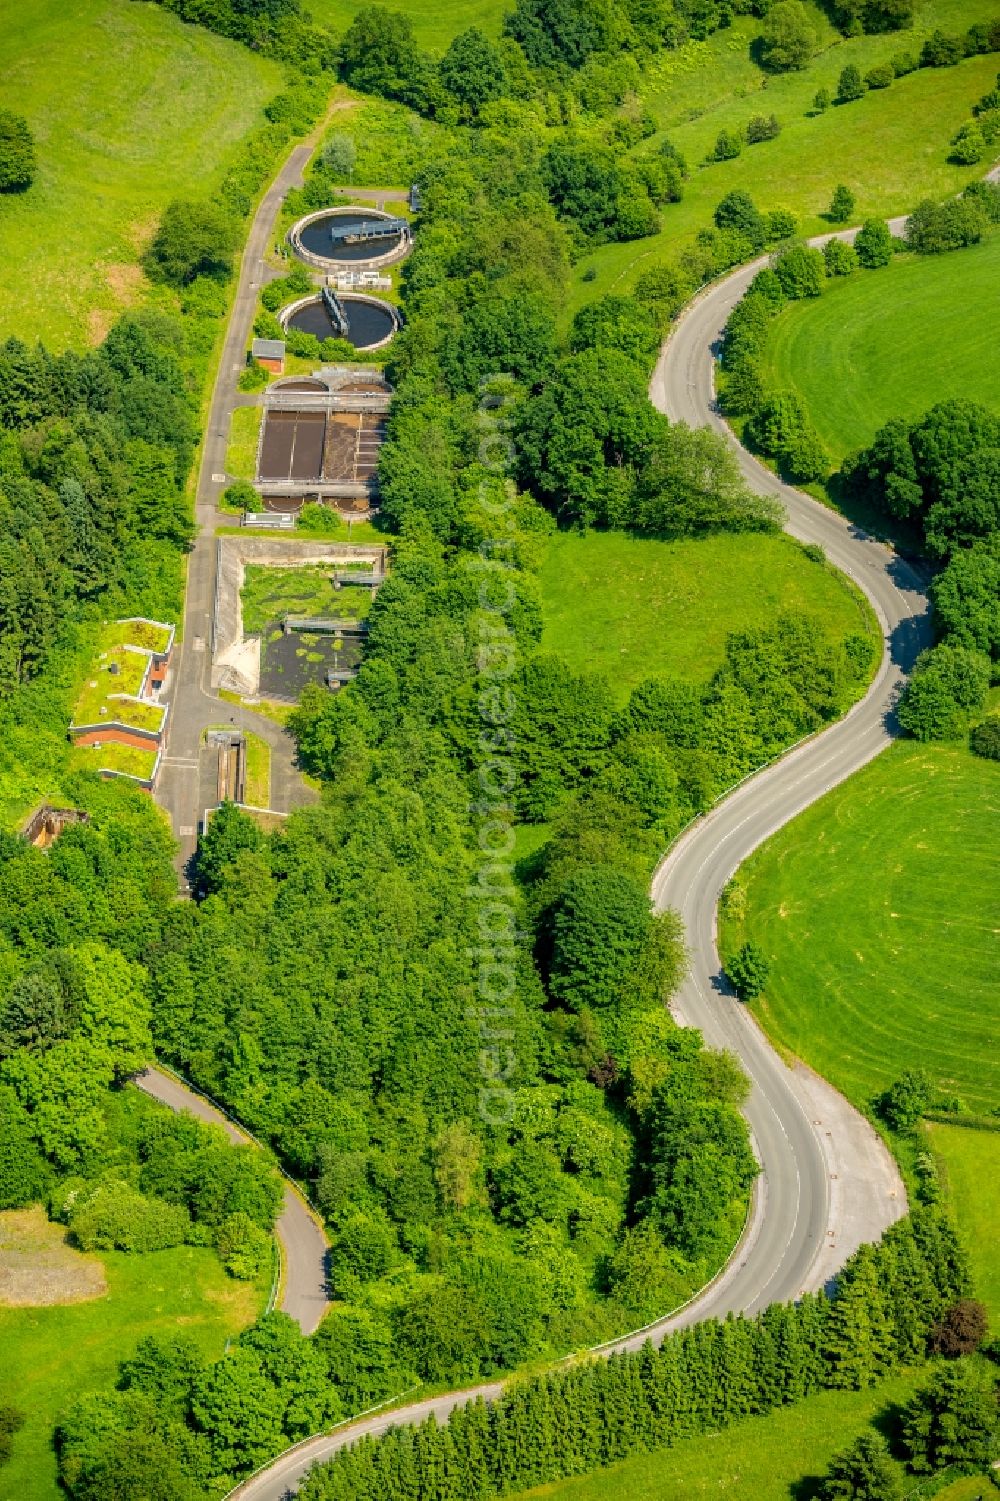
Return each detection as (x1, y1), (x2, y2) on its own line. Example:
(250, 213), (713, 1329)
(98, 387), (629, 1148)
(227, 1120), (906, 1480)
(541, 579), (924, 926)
(252, 338), (286, 375)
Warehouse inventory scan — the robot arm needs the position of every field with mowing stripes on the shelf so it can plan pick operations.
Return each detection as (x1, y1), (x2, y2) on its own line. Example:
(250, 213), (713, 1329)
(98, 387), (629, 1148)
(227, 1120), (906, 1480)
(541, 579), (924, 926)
(722, 742), (1000, 1112)
(761, 236), (1000, 461)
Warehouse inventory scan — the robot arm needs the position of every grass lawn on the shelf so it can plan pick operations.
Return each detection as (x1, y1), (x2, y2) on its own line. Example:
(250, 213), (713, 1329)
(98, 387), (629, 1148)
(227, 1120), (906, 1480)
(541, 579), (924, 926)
(521, 1371), (922, 1500)
(243, 729), (272, 808)
(537, 530), (876, 702)
(219, 518), (388, 542)
(0, 0), (282, 349)
(241, 565), (374, 634)
(72, 696), (164, 734)
(101, 619), (173, 655)
(721, 741), (1000, 1113)
(760, 236), (1000, 462)
(71, 740), (159, 782)
(0, 1237), (265, 1501)
(570, 0), (1000, 311)
(227, 405), (264, 483)
(928, 1122), (1000, 1326)
(72, 647), (151, 723)
(304, 0), (504, 48)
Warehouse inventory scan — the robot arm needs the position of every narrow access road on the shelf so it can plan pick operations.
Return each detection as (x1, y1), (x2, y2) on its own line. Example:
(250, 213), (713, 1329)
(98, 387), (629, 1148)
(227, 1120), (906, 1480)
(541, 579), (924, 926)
(156, 141), (319, 876)
(134, 1066), (330, 1335)
(228, 228), (928, 1498)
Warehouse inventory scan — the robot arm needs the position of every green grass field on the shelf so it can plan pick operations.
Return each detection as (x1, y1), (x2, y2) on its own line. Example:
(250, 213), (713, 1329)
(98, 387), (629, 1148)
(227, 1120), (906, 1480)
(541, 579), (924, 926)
(761, 237), (1000, 461)
(227, 405), (265, 483)
(0, 0), (282, 348)
(537, 530), (877, 702)
(243, 729), (272, 808)
(241, 565), (374, 634)
(0, 1240), (265, 1501)
(522, 1371), (922, 1501)
(571, 0), (1000, 310)
(722, 741), (1000, 1112)
(305, 0), (504, 48)
(929, 1122), (1000, 1324)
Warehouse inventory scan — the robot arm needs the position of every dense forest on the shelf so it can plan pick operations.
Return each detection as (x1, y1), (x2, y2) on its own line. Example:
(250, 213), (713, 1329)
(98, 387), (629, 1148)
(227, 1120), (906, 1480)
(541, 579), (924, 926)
(133, 100), (883, 1408)
(50, 1208), (983, 1497)
(0, 324), (193, 698)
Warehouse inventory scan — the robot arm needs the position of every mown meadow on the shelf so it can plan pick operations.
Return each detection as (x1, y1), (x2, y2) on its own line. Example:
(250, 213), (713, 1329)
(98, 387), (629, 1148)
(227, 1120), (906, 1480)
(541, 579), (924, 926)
(722, 741), (1000, 1113)
(760, 233), (1000, 459)
(0, 0), (282, 347)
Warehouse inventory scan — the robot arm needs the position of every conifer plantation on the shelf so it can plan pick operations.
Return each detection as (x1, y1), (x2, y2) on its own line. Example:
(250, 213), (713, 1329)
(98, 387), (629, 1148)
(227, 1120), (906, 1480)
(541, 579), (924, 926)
(298, 1214), (970, 1500)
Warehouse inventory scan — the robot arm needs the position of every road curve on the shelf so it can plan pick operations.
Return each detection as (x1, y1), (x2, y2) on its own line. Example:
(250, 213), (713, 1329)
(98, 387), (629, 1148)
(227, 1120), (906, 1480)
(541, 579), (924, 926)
(229, 240), (928, 1498)
(133, 1066), (329, 1335)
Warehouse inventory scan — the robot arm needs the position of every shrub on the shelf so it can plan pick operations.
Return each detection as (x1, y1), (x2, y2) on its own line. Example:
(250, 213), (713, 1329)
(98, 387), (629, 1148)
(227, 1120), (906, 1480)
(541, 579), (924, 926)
(877, 1068), (931, 1130)
(898, 643), (991, 740)
(902, 1360), (999, 1473)
(767, 208), (798, 240)
(865, 62), (894, 88)
(813, 85), (831, 111)
(950, 122), (986, 165)
(965, 20), (1000, 54)
(321, 132), (356, 180)
(222, 480), (260, 513)
(759, 0), (818, 70)
(828, 184), (856, 222)
(0, 109), (36, 192)
(67, 1181), (191, 1254)
(215, 1212), (272, 1280)
(928, 1299), (989, 1357)
(238, 360), (270, 393)
(145, 199), (239, 286)
(970, 715), (1000, 760)
(891, 50), (918, 74)
(715, 189), (767, 249)
(748, 390), (830, 480)
(713, 128), (743, 160)
(854, 217), (894, 267)
(964, 180), (1000, 223)
(773, 242), (826, 298)
(824, 238), (858, 276)
(906, 197), (986, 253)
(285, 328), (322, 359)
(817, 1432), (902, 1501)
(746, 113), (781, 143)
(837, 64), (866, 101)
(727, 941), (770, 999)
(920, 30), (964, 66)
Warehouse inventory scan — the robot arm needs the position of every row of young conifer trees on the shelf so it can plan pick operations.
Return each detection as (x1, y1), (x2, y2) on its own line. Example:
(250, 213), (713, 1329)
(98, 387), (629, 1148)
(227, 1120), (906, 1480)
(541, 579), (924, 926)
(300, 1211), (968, 1501)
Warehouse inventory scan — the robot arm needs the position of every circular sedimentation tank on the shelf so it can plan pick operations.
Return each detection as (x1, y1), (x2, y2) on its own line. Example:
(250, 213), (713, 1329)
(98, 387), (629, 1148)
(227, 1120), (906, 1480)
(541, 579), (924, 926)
(289, 206), (411, 271)
(281, 293), (400, 353)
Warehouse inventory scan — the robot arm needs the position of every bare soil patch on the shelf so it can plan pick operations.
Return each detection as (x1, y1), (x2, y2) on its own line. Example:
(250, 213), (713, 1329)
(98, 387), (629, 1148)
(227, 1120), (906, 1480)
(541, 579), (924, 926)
(0, 1207), (107, 1307)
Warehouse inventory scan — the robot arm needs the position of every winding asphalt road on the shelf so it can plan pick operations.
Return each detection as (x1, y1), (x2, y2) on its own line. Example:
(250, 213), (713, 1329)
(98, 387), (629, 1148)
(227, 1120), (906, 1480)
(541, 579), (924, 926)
(226, 227), (937, 1498)
(133, 1066), (330, 1335)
